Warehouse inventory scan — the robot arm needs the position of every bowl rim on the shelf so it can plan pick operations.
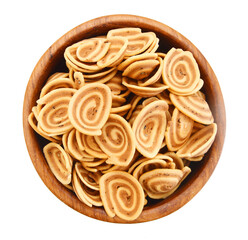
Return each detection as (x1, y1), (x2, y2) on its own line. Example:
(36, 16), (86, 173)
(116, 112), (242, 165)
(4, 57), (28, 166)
(23, 14), (226, 223)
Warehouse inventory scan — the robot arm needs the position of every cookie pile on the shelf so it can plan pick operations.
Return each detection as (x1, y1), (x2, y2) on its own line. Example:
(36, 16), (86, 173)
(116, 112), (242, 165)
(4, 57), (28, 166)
(28, 28), (217, 221)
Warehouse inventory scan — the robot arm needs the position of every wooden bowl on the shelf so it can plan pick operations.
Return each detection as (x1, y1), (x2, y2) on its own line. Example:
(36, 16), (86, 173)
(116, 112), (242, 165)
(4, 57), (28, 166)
(23, 14), (226, 223)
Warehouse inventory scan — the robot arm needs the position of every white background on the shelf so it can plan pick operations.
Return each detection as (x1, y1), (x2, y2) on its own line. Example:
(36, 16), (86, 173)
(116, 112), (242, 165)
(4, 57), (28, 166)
(1, 0), (247, 239)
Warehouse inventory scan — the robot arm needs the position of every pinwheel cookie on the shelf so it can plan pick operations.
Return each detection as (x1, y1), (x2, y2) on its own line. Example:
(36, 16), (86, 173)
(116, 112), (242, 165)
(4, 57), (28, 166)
(28, 27), (218, 222)
(165, 108), (194, 151)
(162, 48), (203, 95)
(176, 123), (217, 158)
(37, 88), (76, 136)
(139, 167), (191, 199)
(170, 93), (214, 124)
(43, 142), (73, 185)
(132, 100), (168, 158)
(94, 114), (136, 167)
(99, 171), (145, 221)
(68, 82), (112, 135)
(107, 28), (158, 56)
(72, 162), (102, 207)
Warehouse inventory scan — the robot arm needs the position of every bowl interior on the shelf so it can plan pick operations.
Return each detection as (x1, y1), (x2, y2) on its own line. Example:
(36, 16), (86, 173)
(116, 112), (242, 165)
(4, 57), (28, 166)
(23, 14), (226, 223)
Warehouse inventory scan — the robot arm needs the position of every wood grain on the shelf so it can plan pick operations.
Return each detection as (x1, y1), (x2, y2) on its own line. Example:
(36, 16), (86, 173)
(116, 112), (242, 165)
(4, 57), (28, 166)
(23, 14), (226, 223)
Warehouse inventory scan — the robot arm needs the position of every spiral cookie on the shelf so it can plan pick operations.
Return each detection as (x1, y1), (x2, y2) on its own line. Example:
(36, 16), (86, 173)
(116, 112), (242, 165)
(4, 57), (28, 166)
(75, 162), (101, 190)
(132, 158), (173, 180)
(139, 167), (191, 199)
(68, 83), (112, 135)
(123, 59), (160, 80)
(39, 77), (75, 98)
(124, 32), (157, 57)
(81, 158), (107, 173)
(28, 112), (61, 143)
(107, 27), (142, 38)
(163, 152), (185, 169)
(76, 38), (110, 62)
(162, 48), (201, 95)
(43, 142), (73, 185)
(99, 171), (145, 221)
(64, 41), (102, 72)
(132, 100), (168, 158)
(170, 93), (214, 124)
(66, 128), (94, 161)
(108, 28), (156, 57)
(85, 69), (118, 84)
(46, 72), (69, 83)
(97, 37), (128, 68)
(165, 108), (194, 151)
(37, 88), (76, 136)
(122, 77), (169, 97)
(138, 57), (163, 87)
(94, 114), (136, 167)
(72, 166), (102, 207)
(78, 134), (107, 159)
(176, 123), (217, 158)
(118, 52), (158, 71)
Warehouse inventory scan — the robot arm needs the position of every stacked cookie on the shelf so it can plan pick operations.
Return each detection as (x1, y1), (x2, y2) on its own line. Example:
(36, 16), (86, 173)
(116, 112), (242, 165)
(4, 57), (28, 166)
(28, 28), (217, 221)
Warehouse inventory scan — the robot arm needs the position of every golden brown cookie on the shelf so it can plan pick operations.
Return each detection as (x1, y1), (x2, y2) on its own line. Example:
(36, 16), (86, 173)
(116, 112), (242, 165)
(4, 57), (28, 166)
(139, 167), (191, 199)
(67, 128), (94, 160)
(94, 114), (136, 167)
(39, 77), (75, 98)
(43, 142), (73, 185)
(80, 158), (106, 172)
(132, 158), (172, 179)
(162, 48), (201, 95)
(72, 165), (102, 207)
(110, 104), (132, 116)
(99, 171), (145, 221)
(165, 108), (194, 151)
(124, 32), (157, 57)
(81, 134), (108, 159)
(84, 69), (118, 84)
(37, 88), (76, 136)
(46, 72), (69, 83)
(137, 57), (163, 87)
(64, 41), (102, 72)
(118, 53), (158, 71)
(163, 152), (185, 169)
(28, 112), (61, 143)
(68, 83), (112, 135)
(105, 72), (127, 95)
(62, 128), (94, 160)
(170, 93), (214, 124)
(97, 37), (128, 68)
(132, 100), (168, 158)
(75, 162), (102, 190)
(176, 123), (217, 158)
(123, 59), (160, 80)
(76, 38), (110, 62)
(107, 27), (142, 38)
(122, 77), (169, 97)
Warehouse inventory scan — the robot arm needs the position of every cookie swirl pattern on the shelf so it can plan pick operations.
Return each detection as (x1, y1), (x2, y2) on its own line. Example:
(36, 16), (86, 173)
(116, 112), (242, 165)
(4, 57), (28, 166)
(162, 48), (201, 95)
(99, 171), (145, 221)
(94, 114), (136, 167)
(68, 83), (112, 136)
(132, 100), (168, 158)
